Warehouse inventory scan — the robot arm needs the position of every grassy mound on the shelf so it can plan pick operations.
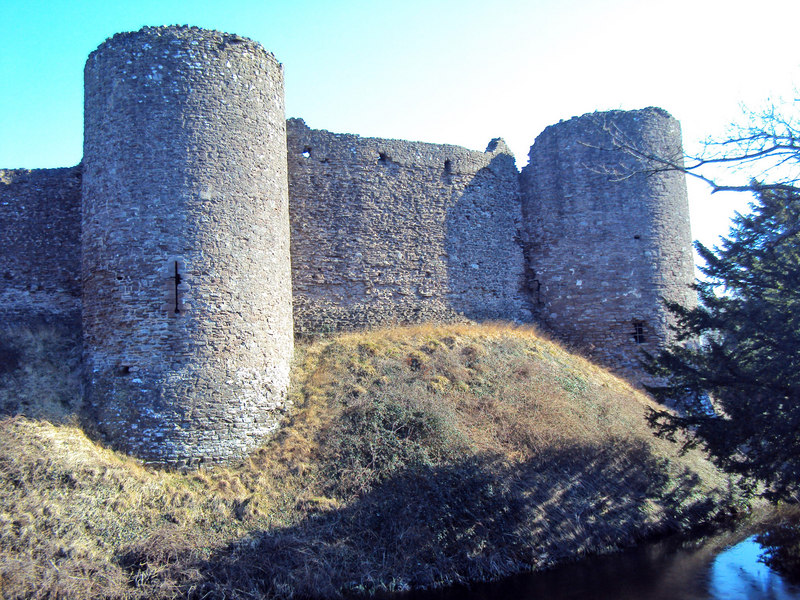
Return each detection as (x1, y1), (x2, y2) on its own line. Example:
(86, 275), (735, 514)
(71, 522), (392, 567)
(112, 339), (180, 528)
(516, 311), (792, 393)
(0, 323), (743, 599)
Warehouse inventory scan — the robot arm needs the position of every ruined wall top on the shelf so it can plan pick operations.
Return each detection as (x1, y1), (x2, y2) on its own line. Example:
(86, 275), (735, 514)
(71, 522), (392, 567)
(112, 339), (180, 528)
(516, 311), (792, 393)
(87, 25), (280, 69)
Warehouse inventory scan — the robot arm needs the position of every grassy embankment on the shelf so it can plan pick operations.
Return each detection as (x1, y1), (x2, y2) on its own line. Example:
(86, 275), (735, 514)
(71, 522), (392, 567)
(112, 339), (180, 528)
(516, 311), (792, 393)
(0, 322), (744, 599)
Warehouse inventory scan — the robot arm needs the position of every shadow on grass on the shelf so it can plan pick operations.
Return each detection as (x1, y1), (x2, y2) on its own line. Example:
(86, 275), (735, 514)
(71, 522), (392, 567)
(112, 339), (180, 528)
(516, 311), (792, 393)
(0, 315), (82, 423)
(120, 439), (728, 599)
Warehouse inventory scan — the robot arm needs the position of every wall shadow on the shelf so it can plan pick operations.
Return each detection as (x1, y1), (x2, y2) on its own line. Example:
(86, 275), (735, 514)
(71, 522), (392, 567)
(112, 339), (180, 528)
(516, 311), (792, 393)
(445, 152), (534, 324)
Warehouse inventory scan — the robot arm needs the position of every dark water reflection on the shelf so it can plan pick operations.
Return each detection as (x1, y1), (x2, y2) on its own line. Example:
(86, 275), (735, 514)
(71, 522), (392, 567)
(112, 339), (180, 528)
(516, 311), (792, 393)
(388, 524), (800, 600)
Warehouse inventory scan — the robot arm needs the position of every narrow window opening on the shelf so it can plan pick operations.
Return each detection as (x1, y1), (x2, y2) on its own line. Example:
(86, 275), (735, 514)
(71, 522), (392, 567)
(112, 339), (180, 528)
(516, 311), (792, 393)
(632, 321), (645, 344)
(529, 278), (542, 305)
(119, 365), (131, 376)
(302, 146), (311, 158)
(173, 261), (182, 314)
(444, 159), (452, 175)
(378, 152), (388, 163)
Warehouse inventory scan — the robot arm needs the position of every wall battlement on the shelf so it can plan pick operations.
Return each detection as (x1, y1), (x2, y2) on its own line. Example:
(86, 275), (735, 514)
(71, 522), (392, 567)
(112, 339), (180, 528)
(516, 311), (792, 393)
(0, 26), (695, 465)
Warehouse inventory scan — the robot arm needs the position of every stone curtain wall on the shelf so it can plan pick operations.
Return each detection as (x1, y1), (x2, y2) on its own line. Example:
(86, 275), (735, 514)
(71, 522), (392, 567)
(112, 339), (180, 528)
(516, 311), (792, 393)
(0, 24), (699, 464)
(81, 27), (293, 465)
(0, 167), (82, 320)
(0, 167), (83, 420)
(287, 119), (532, 334)
(520, 108), (696, 379)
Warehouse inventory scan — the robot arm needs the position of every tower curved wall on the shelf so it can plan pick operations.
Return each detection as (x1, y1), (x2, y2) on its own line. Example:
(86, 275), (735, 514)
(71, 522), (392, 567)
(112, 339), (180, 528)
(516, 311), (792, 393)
(520, 108), (696, 379)
(81, 26), (293, 465)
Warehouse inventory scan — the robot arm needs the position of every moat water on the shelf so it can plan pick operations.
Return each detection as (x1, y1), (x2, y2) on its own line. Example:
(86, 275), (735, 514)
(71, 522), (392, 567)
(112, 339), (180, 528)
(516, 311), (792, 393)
(387, 518), (800, 600)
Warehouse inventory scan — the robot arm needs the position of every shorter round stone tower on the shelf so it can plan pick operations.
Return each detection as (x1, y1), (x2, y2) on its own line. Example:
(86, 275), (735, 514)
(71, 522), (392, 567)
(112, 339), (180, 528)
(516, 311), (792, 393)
(81, 26), (293, 465)
(520, 108), (696, 380)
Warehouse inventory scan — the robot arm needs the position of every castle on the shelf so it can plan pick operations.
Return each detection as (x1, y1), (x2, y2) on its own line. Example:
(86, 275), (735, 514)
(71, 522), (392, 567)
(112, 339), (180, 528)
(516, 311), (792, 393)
(0, 26), (696, 466)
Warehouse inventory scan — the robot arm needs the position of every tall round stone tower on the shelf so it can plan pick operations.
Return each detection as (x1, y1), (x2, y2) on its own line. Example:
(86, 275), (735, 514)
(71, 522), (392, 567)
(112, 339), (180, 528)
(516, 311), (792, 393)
(81, 26), (293, 465)
(520, 108), (696, 381)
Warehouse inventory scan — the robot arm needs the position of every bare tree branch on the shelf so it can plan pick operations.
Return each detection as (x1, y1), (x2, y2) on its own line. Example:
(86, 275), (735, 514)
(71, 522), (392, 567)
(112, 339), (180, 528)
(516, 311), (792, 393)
(582, 98), (800, 197)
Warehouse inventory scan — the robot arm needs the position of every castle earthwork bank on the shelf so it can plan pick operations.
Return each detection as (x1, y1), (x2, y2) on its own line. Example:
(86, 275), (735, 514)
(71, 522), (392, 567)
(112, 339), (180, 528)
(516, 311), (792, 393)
(0, 26), (696, 465)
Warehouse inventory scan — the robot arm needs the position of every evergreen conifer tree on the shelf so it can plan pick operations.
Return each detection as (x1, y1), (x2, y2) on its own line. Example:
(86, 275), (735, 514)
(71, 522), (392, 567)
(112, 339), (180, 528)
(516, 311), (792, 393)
(647, 186), (800, 501)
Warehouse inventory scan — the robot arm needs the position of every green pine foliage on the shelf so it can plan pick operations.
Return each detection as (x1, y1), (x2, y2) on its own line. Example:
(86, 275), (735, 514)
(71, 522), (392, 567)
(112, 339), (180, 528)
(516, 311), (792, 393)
(647, 187), (800, 501)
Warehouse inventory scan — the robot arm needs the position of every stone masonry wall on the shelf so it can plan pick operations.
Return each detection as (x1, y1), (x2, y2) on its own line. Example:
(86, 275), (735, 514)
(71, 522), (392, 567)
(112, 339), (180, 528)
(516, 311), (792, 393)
(520, 108), (696, 380)
(0, 167), (83, 419)
(0, 167), (82, 320)
(287, 118), (533, 334)
(81, 27), (293, 465)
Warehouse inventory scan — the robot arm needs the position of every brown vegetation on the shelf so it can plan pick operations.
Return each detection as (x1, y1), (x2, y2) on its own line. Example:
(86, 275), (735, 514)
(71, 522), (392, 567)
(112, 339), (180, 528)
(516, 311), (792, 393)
(0, 323), (743, 599)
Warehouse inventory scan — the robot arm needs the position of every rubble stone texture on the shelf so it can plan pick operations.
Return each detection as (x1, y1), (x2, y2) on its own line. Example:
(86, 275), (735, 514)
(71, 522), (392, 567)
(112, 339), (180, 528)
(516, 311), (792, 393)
(0, 26), (696, 464)
(520, 109), (696, 381)
(288, 119), (532, 333)
(0, 167), (82, 321)
(81, 26), (293, 465)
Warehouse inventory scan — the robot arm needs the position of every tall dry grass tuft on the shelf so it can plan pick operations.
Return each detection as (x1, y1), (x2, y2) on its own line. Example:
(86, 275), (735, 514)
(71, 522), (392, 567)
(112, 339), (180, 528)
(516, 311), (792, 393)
(0, 322), (746, 599)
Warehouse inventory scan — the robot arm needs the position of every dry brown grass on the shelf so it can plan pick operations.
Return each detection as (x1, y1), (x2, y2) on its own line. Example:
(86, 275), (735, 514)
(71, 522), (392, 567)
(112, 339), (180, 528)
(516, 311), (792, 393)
(0, 322), (746, 599)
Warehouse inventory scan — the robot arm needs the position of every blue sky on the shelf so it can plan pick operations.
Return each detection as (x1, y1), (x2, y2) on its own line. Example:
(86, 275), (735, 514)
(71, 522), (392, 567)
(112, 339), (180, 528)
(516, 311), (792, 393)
(1, 0), (798, 249)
